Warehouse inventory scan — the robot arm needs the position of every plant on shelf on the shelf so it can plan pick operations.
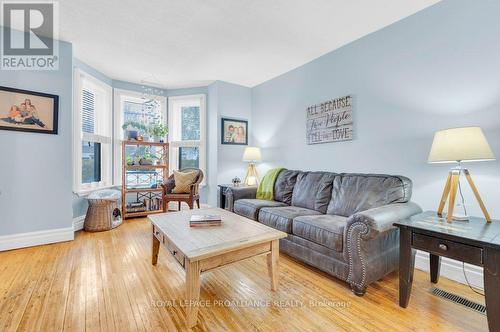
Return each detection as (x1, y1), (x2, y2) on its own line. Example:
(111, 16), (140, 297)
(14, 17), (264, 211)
(138, 153), (152, 166)
(122, 121), (148, 140)
(148, 124), (168, 142)
(138, 150), (160, 166)
(126, 155), (136, 166)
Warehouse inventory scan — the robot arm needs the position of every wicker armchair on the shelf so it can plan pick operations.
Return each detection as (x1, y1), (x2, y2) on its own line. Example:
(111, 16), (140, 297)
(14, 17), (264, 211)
(162, 168), (204, 211)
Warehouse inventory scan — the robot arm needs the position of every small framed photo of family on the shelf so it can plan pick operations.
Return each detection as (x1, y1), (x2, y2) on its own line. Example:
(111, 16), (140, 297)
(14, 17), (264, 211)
(0, 86), (59, 135)
(221, 117), (248, 145)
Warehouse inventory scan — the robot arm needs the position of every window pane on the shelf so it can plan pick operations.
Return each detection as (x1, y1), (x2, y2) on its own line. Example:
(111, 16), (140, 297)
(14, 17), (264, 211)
(82, 141), (101, 183)
(181, 106), (200, 140)
(179, 147), (199, 169)
(123, 99), (162, 131)
(82, 89), (95, 134)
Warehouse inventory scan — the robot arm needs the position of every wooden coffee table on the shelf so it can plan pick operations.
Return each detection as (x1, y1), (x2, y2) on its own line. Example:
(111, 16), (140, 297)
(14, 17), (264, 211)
(149, 207), (287, 328)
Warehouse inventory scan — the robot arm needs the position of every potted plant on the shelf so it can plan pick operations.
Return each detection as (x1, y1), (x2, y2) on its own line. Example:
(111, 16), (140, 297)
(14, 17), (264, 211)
(149, 124), (168, 142)
(122, 121), (147, 140)
(139, 152), (154, 166)
(126, 155), (135, 166)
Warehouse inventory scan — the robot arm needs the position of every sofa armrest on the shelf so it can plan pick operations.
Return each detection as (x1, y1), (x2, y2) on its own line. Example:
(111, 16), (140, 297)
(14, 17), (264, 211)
(223, 186), (257, 211)
(347, 202), (422, 240)
(344, 202), (422, 293)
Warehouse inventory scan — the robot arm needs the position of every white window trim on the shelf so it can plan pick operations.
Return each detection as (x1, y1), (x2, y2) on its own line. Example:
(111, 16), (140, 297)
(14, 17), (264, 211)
(167, 94), (206, 185)
(73, 68), (113, 194)
(113, 88), (167, 185)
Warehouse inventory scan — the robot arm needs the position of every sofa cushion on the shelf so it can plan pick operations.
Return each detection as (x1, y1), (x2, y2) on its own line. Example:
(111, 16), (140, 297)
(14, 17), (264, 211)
(273, 170), (300, 204)
(234, 199), (287, 220)
(327, 173), (412, 217)
(258, 206), (320, 233)
(291, 171), (336, 213)
(292, 215), (347, 252)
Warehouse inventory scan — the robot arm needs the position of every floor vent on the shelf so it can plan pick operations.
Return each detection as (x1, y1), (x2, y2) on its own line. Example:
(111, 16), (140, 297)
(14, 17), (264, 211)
(431, 288), (486, 315)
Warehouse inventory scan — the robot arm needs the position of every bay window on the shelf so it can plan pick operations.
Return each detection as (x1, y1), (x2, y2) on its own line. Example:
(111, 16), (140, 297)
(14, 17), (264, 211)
(73, 75), (205, 193)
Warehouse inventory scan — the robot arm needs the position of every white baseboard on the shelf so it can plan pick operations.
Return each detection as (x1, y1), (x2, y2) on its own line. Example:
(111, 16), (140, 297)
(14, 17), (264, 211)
(0, 226), (75, 252)
(73, 216), (85, 231)
(0, 216), (86, 252)
(414, 250), (484, 290)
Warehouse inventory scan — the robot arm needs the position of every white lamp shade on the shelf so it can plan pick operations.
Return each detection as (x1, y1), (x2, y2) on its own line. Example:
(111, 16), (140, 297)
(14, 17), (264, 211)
(428, 127), (495, 163)
(242, 147), (262, 162)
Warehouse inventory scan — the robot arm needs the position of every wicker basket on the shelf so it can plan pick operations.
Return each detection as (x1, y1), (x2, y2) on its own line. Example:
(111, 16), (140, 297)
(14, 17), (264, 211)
(84, 190), (122, 232)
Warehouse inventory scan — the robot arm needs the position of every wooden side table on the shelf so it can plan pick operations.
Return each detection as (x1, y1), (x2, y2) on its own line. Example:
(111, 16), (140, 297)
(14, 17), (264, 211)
(394, 211), (500, 331)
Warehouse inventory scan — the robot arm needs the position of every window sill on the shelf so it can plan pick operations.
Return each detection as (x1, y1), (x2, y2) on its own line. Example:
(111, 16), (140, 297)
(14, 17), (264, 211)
(74, 185), (119, 198)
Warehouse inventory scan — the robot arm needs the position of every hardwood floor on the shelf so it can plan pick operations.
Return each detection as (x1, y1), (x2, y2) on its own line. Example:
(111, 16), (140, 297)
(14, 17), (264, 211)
(0, 217), (488, 331)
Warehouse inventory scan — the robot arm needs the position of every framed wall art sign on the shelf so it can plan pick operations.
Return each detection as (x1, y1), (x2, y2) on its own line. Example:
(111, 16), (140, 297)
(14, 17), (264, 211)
(221, 117), (248, 145)
(306, 95), (353, 144)
(0, 86), (59, 135)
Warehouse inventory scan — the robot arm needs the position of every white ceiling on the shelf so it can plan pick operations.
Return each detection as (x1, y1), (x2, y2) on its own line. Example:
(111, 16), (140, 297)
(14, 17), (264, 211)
(59, 0), (440, 88)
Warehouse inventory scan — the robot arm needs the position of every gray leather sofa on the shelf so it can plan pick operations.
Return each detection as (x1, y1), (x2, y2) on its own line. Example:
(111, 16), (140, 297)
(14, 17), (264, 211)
(224, 170), (421, 296)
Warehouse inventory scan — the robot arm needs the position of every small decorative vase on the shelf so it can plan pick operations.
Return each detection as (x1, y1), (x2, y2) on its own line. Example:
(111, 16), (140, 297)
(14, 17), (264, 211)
(232, 177), (241, 187)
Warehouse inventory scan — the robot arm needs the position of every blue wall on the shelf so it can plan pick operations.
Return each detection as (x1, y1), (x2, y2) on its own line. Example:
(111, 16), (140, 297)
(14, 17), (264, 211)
(0, 37), (74, 236)
(206, 81), (252, 207)
(251, 0), (500, 219)
(214, 81), (252, 185)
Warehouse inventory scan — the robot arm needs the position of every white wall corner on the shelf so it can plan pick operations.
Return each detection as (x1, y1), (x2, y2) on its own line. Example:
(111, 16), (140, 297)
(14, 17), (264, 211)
(73, 216), (85, 232)
(414, 250), (484, 290)
(0, 226), (75, 252)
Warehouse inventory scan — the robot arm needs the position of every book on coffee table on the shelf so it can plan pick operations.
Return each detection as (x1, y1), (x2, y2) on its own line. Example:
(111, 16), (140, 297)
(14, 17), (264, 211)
(190, 214), (222, 227)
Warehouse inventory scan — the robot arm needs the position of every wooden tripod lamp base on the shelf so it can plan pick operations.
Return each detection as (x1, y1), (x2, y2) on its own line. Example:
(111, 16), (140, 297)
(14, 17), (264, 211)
(437, 168), (491, 223)
(244, 163), (259, 186)
(242, 147), (262, 186)
(429, 127), (495, 223)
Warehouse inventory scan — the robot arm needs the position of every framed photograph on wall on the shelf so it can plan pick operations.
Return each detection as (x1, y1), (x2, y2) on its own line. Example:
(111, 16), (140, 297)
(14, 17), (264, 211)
(221, 117), (248, 145)
(0, 86), (59, 135)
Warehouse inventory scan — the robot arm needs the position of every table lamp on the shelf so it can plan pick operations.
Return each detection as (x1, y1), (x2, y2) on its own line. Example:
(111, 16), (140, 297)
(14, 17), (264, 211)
(242, 147), (262, 186)
(428, 126), (495, 223)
